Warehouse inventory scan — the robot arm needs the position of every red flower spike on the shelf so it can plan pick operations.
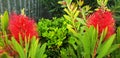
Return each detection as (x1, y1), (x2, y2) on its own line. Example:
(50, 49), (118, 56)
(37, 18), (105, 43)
(8, 13), (38, 42)
(87, 8), (115, 41)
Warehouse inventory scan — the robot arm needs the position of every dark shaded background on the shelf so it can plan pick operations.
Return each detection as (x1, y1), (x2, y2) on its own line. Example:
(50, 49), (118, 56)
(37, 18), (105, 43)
(0, 0), (119, 25)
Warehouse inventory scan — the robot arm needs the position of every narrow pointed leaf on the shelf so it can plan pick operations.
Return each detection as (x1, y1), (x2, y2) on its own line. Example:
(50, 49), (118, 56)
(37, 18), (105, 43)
(97, 34), (116, 58)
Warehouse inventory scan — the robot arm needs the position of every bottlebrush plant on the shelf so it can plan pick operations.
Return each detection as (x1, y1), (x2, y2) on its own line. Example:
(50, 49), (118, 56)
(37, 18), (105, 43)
(8, 13), (38, 42)
(87, 5), (115, 41)
(0, 0), (120, 58)
(0, 11), (46, 58)
(61, 0), (120, 58)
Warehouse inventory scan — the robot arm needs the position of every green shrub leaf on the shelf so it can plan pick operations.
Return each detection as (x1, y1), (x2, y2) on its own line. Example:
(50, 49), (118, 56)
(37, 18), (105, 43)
(97, 34), (116, 58)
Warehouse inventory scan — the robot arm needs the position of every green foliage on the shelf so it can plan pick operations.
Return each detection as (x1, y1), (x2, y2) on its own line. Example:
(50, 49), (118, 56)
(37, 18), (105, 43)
(0, 0), (120, 58)
(0, 13), (9, 58)
(97, 0), (108, 6)
(60, 46), (77, 58)
(64, 0), (72, 6)
(97, 34), (116, 58)
(11, 37), (25, 58)
(108, 0), (120, 26)
(66, 26), (119, 58)
(117, 27), (120, 43)
(38, 17), (67, 47)
(38, 17), (68, 57)
(37, 4), (91, 58)
(63, 0), (91, 30)
(0, 11), (9, 47)
(110, 27), (120, 58)
(0, 35), (4, 47)
(11, 37), (47, 58)
(40, 0), (64, 18)
(0, 11), (9, 31)
(108, 0), (120, 20)
(62, 0), (120, 58)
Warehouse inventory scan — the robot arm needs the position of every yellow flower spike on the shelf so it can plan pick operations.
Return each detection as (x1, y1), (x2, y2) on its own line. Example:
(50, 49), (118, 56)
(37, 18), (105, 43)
(77, 0), (84, 6)
(21, 8), (26, 16)
(85, 5), (91, 11)
(70, 3), (74, 11)
(69, 3), (76, 11)
(97, 0), (108, 7)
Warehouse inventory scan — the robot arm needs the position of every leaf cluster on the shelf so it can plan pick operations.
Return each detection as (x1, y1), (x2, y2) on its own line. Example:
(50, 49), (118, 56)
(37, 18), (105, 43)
(38, 17), (69, 58)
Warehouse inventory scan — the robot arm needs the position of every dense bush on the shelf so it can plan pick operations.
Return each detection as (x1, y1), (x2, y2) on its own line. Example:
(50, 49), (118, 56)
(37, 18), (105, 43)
(38, 17), (68, 57)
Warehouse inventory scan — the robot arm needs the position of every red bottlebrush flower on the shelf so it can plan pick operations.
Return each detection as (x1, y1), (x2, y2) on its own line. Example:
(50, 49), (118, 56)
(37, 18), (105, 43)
(8, 13), (38, 42)
(87, 8), (115, 41)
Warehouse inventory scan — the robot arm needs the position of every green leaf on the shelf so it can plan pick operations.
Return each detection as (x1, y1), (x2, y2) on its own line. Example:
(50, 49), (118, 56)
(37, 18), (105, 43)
(76, 18), (86, 25)
(65, 0), (72, 6)
(67, 24), (76, 35)
(72, 6), (78, 15)
(36, 43), (47, 58)
(97, 0), (101, 6)
(0, 37), (4, 47)
(107, 44), (119, 55)
(89, 26), (98, 55)
(97, 27), (108, 53)
(63, 15), (72, 22)
(97, 0), (108, 6)
(74, 11), (80, 19)
(11, 37), (25, 58)
(29, 37), (38, 58)
(117, 27), (120, 43)
(68, 36), (77, 49)
(4, 32), (10, 45)
(60, 46), (77, 58)
(64, 8), (71, 16)
(60, 48), (68, 58)
(77, 0), (84, 6)
(1, 11), (9, 31)
(104, 0), (108, 6)
(80, 27), (91, 58)
(97, 34), (116, 58)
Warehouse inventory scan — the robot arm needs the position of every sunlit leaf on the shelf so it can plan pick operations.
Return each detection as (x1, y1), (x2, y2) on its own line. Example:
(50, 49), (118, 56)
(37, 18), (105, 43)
(74, 11), (80, 19)
(36, 43), (47, 58)
(63, 15), (72, 22)
(29, 37), (38, 58)
(1, 11), (9, 31)
(11, 37), (25, 58)
(97, 27), (108, 53)
(64, 8), (71, 16)
(97, 34), (116, 58)
(65, 0), (72, 6)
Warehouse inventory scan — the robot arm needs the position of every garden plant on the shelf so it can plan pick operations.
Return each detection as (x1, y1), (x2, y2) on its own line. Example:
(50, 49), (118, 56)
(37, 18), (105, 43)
(0, 0), (120, 58)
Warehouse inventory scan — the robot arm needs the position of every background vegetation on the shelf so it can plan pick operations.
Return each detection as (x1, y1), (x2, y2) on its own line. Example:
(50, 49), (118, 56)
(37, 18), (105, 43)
(0, 0), (120, 58)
